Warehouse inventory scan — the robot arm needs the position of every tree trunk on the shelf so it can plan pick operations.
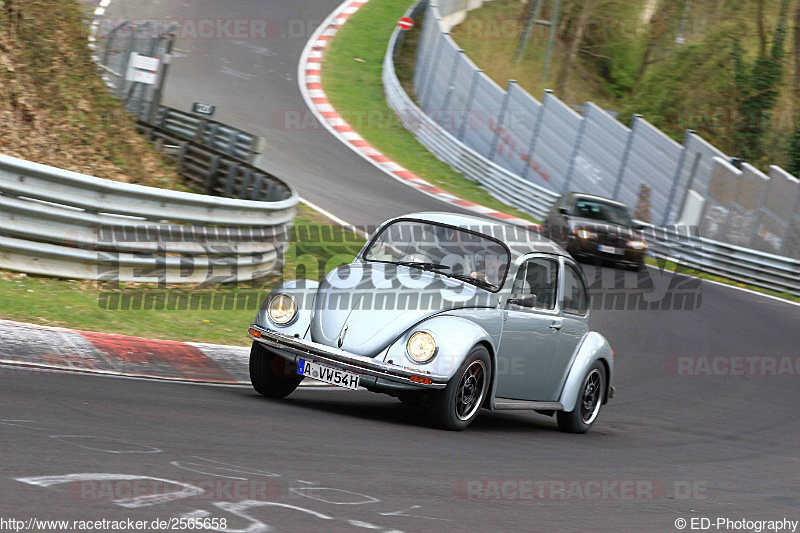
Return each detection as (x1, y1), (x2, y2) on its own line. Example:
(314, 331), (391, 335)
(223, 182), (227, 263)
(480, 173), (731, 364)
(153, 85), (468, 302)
(757, 0), (767, 57)
(794, 0), (800, 102)
(554, 1), (593, 98)
(634, 0), (671, 91)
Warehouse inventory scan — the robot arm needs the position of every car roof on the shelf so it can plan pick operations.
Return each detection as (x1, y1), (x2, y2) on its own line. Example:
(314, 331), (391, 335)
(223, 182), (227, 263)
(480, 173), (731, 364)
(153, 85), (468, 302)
(392, 212), (569, 259)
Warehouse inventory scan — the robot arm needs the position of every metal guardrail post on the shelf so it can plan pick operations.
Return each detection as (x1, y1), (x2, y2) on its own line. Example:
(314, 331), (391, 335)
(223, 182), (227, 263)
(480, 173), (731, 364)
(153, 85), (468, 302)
(439, 49), (464, 115)
(457, 69), (482, 141)
(224, 163), (241, 197)
(488, 80), (516, 162)
(413, 11), (438, 92)
(613, 114), (641, 200)
(205, 155), (221, 194)
(563, 101), (590, 192)
(420, 31), (449, 110)
(661, 129), (691, 226)
(251, 173), (266, 201)
(521, 89), (552, 180)
(239, 169), (254, 198)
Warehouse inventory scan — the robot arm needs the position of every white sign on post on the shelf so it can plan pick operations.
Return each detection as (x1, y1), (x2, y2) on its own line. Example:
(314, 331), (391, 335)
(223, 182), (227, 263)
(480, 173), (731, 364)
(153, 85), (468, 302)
(126, 52), (160, 86)
(133, 54), (160, 72)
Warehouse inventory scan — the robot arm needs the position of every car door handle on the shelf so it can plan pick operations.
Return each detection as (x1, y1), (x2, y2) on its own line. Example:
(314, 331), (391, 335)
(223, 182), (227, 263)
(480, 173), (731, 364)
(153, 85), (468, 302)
(549, 321), (562, 331)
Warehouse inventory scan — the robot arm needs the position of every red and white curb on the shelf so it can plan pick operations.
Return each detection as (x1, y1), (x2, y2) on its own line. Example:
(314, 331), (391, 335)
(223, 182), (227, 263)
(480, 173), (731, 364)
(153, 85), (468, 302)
(297, 0), (535, 228)
(0, 319), (334, 386)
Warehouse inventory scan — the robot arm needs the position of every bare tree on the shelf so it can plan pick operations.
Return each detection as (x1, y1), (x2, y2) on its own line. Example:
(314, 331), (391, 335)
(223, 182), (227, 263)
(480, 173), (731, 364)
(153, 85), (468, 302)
(795, 0), (800, 102)
(634, 0), (673, 91)
(555, 0), (596, 98)
(757, 0), (768, 57)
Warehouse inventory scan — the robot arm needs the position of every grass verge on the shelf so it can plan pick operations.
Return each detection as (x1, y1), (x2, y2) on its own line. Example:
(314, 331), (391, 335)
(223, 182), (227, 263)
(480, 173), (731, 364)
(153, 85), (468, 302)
(321, 0), (538, 223)
(0, 204), (366, 346)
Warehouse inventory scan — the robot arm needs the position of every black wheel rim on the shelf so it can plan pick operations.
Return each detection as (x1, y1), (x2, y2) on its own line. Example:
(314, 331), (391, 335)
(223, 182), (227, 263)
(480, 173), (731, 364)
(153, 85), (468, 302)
(580, 369), (603, 424)
(455, 360), (487, 421)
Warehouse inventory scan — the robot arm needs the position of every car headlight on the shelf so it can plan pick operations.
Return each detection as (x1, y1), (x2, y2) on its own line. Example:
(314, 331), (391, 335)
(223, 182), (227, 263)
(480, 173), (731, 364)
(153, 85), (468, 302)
(627, 240), (647, 250)
(406, 331), (437, 364)
(267, 294), (297, 326)
(575, 229), (596, 239)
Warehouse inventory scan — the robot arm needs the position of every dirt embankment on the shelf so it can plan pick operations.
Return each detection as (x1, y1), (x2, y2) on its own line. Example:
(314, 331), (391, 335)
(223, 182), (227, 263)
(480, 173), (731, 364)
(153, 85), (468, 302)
(0, 0), (181, 188)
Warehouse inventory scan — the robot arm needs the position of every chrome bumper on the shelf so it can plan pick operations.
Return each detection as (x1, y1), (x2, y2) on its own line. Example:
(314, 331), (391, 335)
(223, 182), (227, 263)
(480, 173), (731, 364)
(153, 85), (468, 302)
(248, 324), (448, 389)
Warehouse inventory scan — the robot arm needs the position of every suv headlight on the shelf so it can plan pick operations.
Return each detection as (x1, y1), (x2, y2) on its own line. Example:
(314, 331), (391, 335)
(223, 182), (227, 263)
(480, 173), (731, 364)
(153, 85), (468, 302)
(627, 240), (646, 250)
(406, 331), (437, 364)
(268, 294), (297, 326)
(575, 229), (596, 239)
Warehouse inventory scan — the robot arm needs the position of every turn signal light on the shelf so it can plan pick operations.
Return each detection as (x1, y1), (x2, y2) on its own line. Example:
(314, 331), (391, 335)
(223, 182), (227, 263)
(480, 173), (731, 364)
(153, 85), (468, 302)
(410, 375), (432, 385)
(248, 327), (261, 338)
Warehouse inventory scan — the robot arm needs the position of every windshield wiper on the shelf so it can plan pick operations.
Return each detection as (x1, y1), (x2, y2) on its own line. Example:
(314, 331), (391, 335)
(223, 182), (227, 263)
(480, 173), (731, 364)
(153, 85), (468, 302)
(447, 274), (498, 291)
(396, 261), (451, 271)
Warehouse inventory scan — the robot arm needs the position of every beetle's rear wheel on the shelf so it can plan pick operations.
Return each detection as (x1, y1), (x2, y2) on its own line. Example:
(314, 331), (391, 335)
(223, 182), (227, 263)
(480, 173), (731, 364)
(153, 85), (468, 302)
(249, 341), (303, 398)
(557, 361), (606, 433)
(430, 346), (491, 431)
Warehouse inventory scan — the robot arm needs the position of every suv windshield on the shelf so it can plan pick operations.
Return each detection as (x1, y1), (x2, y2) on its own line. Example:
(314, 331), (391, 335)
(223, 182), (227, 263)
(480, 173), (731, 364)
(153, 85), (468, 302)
(363, 220), (510, 291)
(573, 198), (633, 227)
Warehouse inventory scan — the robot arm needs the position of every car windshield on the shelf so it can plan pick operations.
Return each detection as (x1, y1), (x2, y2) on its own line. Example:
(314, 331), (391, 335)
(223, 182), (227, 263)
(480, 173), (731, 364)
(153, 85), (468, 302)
(572, 198), (633, 226)
(363, 220), (510, 291)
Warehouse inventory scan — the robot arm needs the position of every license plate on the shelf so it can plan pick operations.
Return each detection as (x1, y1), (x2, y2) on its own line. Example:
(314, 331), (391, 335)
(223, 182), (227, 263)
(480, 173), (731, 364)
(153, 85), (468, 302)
(297, 358), (360, 390)
(597, 244), (622, 255)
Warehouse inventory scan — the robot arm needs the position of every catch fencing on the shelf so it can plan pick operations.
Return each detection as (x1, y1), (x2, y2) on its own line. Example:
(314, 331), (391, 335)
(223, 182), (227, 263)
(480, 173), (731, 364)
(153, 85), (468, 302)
(93, 20), (175, 121)
(410, 0), (800, 261)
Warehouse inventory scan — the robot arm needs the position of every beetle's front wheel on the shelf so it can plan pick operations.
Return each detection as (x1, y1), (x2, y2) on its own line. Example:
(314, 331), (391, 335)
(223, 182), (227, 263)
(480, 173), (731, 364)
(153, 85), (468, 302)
(430, 346), (491, 431)
(249, 341), (303, 398)
(557, 361), (606, 433)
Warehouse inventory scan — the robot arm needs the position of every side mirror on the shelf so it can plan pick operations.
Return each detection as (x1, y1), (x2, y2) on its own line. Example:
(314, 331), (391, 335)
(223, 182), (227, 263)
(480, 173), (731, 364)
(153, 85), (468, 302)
(508, 295), (537, 308)
(558, 207), (569, 216)
(633, 223), (646, 231)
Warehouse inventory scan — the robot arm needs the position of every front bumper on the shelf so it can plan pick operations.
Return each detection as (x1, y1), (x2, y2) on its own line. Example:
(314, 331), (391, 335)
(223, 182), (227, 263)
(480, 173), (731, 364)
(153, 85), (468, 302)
(568, 239), (645, 265)
(248, 324), (448, 389)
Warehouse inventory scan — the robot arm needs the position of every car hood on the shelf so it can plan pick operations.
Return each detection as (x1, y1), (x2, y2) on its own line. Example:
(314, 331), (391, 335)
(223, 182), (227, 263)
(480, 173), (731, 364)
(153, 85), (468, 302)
(310, 262), (495, 356)
(569, 217), (642, 239)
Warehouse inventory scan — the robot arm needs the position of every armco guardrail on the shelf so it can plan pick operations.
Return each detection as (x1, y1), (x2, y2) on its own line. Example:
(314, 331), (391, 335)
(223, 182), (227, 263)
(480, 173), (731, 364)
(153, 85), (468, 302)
(0, 154), (297, 283)
(136, 122), (289, 202)
(155, 107), (262, 164)
(383, 4), (558, 220)
(645, 228), (800, 297)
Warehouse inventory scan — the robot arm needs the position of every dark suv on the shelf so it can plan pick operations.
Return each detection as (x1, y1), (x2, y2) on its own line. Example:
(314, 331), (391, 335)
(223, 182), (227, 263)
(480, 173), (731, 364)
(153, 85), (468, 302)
(544, 192), (646, 270)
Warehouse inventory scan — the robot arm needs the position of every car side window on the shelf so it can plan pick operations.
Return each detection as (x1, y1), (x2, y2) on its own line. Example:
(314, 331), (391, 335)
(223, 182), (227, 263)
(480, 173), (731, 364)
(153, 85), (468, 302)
(510, 258), (558, 310)
(563, 263), (588, 315)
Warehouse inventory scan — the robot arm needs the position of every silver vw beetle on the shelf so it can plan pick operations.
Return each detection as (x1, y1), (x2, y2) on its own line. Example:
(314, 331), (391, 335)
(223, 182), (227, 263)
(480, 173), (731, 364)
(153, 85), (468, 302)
(248, 213), (614, 432)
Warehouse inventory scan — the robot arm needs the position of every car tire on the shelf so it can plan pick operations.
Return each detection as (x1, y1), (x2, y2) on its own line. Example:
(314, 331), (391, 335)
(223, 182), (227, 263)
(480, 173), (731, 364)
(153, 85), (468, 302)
(249, 341), (303, 398)
(430, 346), (491, 431)
(557, 361), (606, 433)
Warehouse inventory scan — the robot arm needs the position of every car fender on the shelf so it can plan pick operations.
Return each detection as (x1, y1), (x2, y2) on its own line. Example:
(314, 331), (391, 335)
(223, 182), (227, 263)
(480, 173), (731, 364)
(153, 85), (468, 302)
(254, 279), (319, 339)
(383, 315), (496, 381)
(558, 332), (614, 412)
